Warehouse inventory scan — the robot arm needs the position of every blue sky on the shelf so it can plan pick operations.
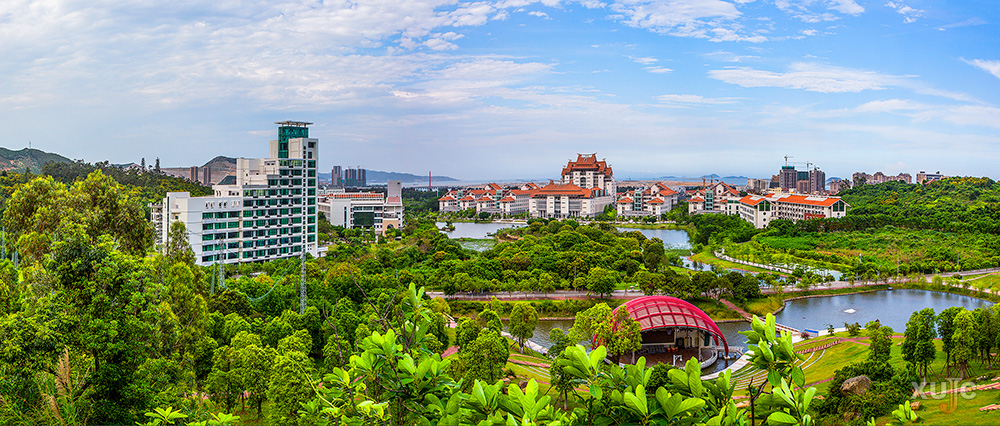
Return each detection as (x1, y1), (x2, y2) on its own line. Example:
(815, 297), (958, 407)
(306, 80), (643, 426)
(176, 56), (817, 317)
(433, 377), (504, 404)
(1, 0), (998, 181)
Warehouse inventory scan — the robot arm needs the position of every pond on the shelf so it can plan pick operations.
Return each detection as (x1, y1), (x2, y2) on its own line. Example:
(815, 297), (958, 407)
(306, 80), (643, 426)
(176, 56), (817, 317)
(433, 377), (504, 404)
(615, 227), (691, 250)
(772, 289), (990, 333)
(436, 221), (525, 239)
(519, 289), (991, 374)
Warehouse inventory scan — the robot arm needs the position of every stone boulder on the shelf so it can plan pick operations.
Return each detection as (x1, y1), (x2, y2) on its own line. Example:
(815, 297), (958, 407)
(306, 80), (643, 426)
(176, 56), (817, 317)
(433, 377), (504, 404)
(840, 375), (872, 395)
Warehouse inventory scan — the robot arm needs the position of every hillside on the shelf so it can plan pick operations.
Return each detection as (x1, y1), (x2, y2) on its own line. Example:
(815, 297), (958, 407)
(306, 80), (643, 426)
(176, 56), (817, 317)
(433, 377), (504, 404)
(826, 177), (1000, 234)
(0, 147), (72, 172)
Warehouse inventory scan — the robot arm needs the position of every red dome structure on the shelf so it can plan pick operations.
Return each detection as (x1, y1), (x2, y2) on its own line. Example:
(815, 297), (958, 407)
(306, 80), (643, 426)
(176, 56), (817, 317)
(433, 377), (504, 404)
(612, 296), (729, 355)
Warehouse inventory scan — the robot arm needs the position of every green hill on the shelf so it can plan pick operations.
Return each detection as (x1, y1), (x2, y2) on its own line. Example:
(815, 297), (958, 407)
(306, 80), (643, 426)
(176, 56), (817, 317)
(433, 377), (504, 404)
(0, 147), (72, 172)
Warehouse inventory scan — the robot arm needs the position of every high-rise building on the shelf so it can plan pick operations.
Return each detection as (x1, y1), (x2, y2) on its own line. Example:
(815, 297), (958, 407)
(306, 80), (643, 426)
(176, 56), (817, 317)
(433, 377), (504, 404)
(331, 166), (344, 188)
(778, 166), (798, 191)
(150, 121), (320, 266)
(190, 166), (199, 183)
(344, 168), (366, 187)
(808, 168), (825, 193)
(202, 167), (212, 185)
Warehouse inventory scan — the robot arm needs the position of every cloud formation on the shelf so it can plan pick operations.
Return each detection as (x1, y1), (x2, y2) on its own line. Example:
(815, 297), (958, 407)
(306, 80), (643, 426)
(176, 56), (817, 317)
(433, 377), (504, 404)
(708, 63), (896, 93)
(964, 59), (1000, 80)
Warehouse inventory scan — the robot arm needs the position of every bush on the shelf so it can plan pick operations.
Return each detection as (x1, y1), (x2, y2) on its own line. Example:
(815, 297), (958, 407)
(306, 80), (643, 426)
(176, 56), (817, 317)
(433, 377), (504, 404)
(846, 322), (861, 337)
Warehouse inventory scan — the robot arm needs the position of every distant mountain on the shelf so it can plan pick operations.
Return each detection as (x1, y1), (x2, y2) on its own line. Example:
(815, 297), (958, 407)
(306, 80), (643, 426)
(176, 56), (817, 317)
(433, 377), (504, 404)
(318, 170), (459, 184)
(0, 147), (72, 172)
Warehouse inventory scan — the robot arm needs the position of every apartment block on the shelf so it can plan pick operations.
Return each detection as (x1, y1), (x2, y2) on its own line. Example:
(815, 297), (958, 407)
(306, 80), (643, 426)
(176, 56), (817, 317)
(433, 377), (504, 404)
(150, 121), (320, 266)
(617, 182), (680, 217)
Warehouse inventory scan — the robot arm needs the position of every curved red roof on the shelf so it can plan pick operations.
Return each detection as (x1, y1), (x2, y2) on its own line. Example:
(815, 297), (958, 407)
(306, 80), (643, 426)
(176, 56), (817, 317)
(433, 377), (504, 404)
(612, 296), (728, 353)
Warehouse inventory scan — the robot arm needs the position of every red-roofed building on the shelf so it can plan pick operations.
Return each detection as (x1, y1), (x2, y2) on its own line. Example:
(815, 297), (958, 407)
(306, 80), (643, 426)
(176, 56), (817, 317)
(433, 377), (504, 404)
(527, 153), (616, 218)
(687, 182), (742, 215)
(605, 296), (730, 367)
(616, 182), (681, 217)
(438, 182), (538, 216)
(735, 193), (849, 228)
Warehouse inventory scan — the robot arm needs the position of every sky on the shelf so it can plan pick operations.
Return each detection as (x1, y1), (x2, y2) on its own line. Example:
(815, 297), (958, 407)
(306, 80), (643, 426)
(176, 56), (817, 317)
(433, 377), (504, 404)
(1, 0), (999, 181)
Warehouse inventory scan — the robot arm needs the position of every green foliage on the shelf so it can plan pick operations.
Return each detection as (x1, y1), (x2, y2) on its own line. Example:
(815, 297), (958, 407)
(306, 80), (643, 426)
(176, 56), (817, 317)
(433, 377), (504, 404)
(508, 302), (538, 353)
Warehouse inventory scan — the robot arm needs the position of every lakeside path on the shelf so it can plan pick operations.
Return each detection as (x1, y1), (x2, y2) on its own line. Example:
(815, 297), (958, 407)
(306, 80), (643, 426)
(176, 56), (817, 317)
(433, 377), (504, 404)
(428, 266), (1000, 302)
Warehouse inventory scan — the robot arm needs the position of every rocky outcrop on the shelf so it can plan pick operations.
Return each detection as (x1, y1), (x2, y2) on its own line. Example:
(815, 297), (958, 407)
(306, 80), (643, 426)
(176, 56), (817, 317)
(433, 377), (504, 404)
(840, 375), (871, 395)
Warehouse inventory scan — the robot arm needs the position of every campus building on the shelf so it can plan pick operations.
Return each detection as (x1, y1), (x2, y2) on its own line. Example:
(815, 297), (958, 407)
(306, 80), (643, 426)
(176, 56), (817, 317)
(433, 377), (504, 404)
(438, 182), (538, 217)
(318, 180), (404, 235)
(616, 182), (680, 217)
(735, 193), (849, 229)
(916, 171), (947, 184)
(529, 153), (616, 218)
(687, 181), (741, 215)
(150, 121), (320, 266)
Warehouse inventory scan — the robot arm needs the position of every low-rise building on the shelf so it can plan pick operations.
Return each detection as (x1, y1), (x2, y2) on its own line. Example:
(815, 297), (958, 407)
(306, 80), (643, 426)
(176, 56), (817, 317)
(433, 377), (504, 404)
(318, 180), (404, 235)
(616, 182), (680, 217)
(735, 193), (849, 228)
(916, 170), (947, 184)
(687, 182), (740, 215)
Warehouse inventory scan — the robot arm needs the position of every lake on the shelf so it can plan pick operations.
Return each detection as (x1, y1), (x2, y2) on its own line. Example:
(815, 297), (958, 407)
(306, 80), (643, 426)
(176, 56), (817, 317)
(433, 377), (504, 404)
(615, 227), (691, 250)
(436, 221), (525, 239)
(519, 289), (991, 373)
(773, 289), (991, 333)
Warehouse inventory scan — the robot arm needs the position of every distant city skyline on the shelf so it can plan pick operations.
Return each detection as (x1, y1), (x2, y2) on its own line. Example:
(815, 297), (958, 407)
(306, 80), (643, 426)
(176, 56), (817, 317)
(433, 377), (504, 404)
(1, 1), (997, 181)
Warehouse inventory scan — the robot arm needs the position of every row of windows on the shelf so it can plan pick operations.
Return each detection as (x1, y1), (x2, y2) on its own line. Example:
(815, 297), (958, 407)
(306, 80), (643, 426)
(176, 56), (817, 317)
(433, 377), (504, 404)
(243, 208), (304, 217)
(203, 211), (240, 219)
(243, 198), (304, 207)
(265, 178), (317, 187)
(203, 225), (316, 242)
(244, 188), (304, 197)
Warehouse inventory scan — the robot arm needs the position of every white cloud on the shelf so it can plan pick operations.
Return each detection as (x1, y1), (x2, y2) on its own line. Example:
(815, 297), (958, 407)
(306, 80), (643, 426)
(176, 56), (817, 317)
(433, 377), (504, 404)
(964, 59), (1000, 80)
(885, 1), (923, 23)
(528, 10), (550, 18)
(708, 63), (896, 93)
(644, 66), (673, 73)
(631, 56), (659, 65)
(775, 0), (864, 23)
(655, 94), (740, 104)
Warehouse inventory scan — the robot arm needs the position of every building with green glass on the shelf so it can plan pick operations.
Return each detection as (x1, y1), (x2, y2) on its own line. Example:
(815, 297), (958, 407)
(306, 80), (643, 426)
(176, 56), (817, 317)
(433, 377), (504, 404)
(150, 121), (321, 265)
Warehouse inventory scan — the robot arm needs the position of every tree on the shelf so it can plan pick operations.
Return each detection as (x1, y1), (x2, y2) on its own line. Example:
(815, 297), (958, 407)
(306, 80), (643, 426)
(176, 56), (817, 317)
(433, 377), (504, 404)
(568, 303), (612, 346)
(268, 333), (316, 424)
(206, 345), (240, 412)
(477, 308), (502, 333)
(866, 321), (893, 363)
(586, 266), (618, 298)
(596, 307), (642, 364)
(902, 308), (936, 381)
(164, 221), (194, 265)
(952, 309), (976, 379)
(508, 302), (538, 353)
(458, 328), (509, 387)
(455, 318), (481, 351)
(938, 306), (962, 374)
(232, 332), (273, 419)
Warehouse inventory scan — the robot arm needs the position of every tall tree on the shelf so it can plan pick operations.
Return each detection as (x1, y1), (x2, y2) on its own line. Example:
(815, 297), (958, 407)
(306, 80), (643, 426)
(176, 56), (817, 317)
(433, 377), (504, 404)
(508, 302), (538, 353)
(937, 306), (962, 374)
(952, 310), (976, 379)
(902, 308), (936, 381)
(568, 303), (612, 346)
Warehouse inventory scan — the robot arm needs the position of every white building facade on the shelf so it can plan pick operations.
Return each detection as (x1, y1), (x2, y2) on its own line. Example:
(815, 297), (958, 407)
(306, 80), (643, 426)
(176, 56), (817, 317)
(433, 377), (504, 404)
(735, 193), (849, 229)
(151, 121), (320, 265)
(318, 180), (404, 235)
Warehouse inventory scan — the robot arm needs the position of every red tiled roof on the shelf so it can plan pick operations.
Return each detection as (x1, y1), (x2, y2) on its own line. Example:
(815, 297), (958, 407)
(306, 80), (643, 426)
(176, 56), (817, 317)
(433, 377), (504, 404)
(487, 183), (502, 190)
(738, 195), (766, 206)
(647, 198), (664, 204)
(617, 197), (634, 203)
(766, 193), (843, 207)
(498, 196), (516, 202)
(689, 196), (705, 202)
(459, 195), (475, 201)
(532, 182), (597, 198)
(439, 195), (455, 201)
(510, 189), (533, 195)
(560, 153), (613, 177)
(657, 186), (678, 196)
(386, 196), (402, 204)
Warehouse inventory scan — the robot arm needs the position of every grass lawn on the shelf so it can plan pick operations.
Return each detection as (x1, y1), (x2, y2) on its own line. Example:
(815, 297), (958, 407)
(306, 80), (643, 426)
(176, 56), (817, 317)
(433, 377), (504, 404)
(691, 297), (742, 321)
(691, 251), (775, 274)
